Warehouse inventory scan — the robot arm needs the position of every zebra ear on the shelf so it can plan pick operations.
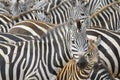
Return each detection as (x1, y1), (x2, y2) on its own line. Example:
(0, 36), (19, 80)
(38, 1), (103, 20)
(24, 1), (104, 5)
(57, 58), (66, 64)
(95, 35), (101, 46)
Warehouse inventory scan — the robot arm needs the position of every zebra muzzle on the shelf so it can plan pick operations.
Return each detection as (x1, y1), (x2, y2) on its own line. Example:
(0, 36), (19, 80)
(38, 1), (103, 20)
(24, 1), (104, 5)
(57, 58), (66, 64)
(77, 56), (88, 69)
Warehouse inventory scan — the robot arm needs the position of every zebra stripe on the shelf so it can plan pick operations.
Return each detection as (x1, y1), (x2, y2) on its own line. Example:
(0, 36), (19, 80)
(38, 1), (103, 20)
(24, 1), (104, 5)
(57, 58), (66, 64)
(0, 8), (10, 15)
(89, 62), (114, 80)
(0, 9), (49, 32)
(0, 20), (89, 80)
(80, 0), (120, 31)
(87, 28), (120, 78)
(0, 14), (12, 25)
(89, 1), (120, 31)
(9, 1), (86, 37)
(44, 0), (84, 24)
(0, 32), (39, 43)
(56, 38), (105, 80)
(57, 61), (114, 80)
(9, 20), (56, 38)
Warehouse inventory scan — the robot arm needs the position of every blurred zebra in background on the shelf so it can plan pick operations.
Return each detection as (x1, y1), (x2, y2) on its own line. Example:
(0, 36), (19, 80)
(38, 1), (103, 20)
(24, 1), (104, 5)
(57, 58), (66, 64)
(80, 0), (120, 31)
(9, 0), (120, 37)
(0, 9), (49, 32)
(0, 0), (84, 33)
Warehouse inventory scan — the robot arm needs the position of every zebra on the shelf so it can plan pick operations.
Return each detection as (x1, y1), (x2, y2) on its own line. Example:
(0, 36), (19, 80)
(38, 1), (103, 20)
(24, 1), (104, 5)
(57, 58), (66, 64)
(0, 32), (39, 44)
(57, 59), (114, 80)
(56, 38), (114, 80)
(57, 27), (120, 79)
(86, 28), (120, 78)
(40, 0), (84, 24)
(0, 9), (49, 32)
(80, 0), (120, 31)
(8, 2), (88, 37)
(0, 14), (12, 26)
(0, 17), (90, 80)
(89, 0), (120, 31)
(0, 0), (81, 32)
(8, 6), (120, 78)
(0, 2), (11, 15)
(32, 0), (62, 11)
(89, 62), (114, 80)
(9, 20), (57, 38)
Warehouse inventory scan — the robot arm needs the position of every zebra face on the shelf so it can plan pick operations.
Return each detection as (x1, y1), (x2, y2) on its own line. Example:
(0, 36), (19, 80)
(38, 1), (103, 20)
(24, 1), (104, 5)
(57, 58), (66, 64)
(70, 23), (89, 60)
(77, 37), (101, 70)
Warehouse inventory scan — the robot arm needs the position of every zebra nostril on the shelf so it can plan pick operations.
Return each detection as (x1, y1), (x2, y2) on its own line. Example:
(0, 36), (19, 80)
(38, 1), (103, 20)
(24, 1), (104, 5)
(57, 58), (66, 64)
(77, 56), (88, 69)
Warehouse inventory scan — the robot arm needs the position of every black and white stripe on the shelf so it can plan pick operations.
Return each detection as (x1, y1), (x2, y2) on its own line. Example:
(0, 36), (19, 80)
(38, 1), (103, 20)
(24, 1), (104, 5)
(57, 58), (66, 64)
(56, 38), (114, 80)
(80, 0), (120, 31)
(89, 0), (120, 31)
(43, 0), (84, 24)
(0, 32), (39, 43)
(0, 9), (49, 32)
(9, 20), (56, 38)
(87, 28), (120, 78)
(0, 21), (89, 80)
(89, 62), (114, 80)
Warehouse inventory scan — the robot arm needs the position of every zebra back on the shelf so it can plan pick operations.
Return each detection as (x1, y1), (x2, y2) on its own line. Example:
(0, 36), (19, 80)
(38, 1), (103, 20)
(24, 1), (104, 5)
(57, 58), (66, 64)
(9, 20), (57, 38)
(0, 9), (49, 32)
(0, 32), (39, 43)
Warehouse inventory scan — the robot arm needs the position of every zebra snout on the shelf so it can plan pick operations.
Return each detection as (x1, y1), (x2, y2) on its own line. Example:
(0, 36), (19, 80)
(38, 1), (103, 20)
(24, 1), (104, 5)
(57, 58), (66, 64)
(77, 56), (88, 69)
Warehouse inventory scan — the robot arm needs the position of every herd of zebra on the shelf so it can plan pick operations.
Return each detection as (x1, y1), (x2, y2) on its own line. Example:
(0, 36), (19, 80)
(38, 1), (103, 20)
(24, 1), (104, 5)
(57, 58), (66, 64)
(0, 0), (120, 80)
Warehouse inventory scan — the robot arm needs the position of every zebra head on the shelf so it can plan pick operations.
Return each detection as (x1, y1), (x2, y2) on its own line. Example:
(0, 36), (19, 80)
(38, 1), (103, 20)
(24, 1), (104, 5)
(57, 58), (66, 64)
(67, 18), (90, 60)
(77, 36), (101, 70)
(68, 1), (90, 24)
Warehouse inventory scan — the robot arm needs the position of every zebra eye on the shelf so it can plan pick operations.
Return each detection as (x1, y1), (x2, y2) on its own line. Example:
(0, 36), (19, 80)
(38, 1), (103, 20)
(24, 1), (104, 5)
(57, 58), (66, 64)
(81, 13), (85, 16)
(72, 40), (75, 44)
(87, 53), (91, 57)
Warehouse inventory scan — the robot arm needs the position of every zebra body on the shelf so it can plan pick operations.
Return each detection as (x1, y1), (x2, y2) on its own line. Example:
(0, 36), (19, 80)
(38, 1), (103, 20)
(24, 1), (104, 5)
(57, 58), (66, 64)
(9, 20), (56, 38)
(89, 0), (120, 31)
(87, 28), (120, 78)
(0, 20), (89, 80)
(44, 0), (84, 24)
(0, 32), (39, 43)
(89, 62), (114, 80)
(8, 1), (88, 37)
(80, 0), (120, 31)
(0, 9), (49, 32)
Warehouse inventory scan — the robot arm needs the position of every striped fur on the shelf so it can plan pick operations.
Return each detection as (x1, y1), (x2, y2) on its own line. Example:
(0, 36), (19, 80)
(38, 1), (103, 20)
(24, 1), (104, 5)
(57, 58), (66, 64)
(0, 20), (89, 80)
(9, 20), (57, 38)
(89, 1), (120, 31)
(0, 32), (39, 43)
(56, 39), (102, 80)
(87, 28), (120, 78)
(0, 9), (48, 32)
